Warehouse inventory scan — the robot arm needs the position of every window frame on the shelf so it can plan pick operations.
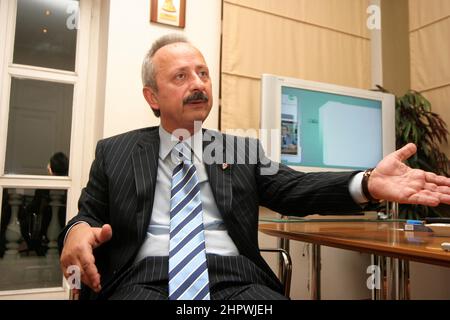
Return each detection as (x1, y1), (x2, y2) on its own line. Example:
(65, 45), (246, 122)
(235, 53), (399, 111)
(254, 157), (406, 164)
(0, 0), (98, 298)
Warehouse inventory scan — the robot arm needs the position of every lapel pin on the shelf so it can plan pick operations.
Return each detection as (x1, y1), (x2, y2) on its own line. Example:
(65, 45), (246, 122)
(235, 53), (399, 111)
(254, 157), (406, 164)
(222, 163), (229, 170)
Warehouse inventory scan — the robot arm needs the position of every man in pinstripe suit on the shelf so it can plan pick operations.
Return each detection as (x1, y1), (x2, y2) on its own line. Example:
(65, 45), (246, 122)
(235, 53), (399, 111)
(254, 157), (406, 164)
(59, 34), (450, 300)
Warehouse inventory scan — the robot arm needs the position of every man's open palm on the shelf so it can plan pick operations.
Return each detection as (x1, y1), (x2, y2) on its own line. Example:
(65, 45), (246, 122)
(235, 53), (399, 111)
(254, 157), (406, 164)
(369, 143), (450, 206)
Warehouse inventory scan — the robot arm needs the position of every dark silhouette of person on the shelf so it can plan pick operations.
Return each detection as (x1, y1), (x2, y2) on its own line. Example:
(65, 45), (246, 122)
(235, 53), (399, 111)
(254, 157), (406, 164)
(281, 125), (295, 147)
(0, 189), (12, 257)
(48, 152), (69, 176)
(18, 152), (69, 255)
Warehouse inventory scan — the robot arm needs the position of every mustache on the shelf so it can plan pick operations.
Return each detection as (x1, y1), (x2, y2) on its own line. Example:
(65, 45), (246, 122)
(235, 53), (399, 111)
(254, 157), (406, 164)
(183, 91), (209, 104)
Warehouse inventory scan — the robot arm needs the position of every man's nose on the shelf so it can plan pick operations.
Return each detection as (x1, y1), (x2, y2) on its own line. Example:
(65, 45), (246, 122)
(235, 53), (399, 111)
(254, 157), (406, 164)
(190, 73), (206, 91)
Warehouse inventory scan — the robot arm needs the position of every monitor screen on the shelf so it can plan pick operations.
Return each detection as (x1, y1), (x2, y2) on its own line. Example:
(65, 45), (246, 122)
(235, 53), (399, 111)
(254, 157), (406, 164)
(281, 86), (382, 170)
(261, 74), (396, 172)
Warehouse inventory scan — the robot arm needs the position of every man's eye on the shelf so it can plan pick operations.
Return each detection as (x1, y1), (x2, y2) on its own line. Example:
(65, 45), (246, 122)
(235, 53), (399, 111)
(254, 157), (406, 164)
(175, 73), (185, 80)
(199, 71), (209, 78)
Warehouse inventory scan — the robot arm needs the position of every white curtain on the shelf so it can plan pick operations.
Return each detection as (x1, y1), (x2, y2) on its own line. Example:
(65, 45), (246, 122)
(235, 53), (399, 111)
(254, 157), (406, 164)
(221, 0), (372, 131)
(409, 0), (450, 155)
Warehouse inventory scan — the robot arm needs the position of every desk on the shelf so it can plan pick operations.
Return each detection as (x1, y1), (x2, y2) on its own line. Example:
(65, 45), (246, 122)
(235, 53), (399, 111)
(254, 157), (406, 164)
(259, 220), (450, 299)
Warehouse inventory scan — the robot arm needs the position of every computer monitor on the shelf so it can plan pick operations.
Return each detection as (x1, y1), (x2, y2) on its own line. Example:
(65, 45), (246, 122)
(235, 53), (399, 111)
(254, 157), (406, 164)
(260, 74), (396, 172)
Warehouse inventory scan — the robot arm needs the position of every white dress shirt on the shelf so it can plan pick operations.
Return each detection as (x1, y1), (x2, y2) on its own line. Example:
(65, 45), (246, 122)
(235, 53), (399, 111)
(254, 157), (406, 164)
(134, 127), (239, 262)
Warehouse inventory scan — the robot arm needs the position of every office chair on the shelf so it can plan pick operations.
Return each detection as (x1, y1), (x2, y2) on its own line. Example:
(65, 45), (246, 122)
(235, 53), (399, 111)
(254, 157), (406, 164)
(259, 247), (292, 298)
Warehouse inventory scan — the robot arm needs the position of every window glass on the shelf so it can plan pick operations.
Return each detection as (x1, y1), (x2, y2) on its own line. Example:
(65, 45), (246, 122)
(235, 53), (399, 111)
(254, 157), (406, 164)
(0, 188), (66, 290)
(13, 0), (79, 71)
(5, 78), (72, 176)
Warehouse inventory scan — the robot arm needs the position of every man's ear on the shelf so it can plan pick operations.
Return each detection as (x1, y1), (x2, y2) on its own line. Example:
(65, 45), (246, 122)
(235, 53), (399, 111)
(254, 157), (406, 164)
(143, 87), (160, 114)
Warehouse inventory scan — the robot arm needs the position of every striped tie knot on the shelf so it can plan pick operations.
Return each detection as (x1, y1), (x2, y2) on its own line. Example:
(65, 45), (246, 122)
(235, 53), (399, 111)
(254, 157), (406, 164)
(173, 142), (193, 164)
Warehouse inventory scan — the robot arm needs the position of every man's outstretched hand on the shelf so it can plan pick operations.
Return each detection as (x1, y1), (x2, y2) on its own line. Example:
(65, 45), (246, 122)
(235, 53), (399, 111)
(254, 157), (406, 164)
(368, 143), (450, 206)
(60, 223), (112, 293)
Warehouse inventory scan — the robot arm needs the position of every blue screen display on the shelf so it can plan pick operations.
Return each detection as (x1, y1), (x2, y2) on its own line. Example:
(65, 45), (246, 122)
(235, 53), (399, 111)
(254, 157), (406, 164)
(280, 86), (383, 170)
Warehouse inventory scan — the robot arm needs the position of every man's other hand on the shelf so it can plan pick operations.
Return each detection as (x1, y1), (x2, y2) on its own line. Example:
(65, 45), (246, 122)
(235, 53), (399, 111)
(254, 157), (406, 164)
(60, 223), (112, 293)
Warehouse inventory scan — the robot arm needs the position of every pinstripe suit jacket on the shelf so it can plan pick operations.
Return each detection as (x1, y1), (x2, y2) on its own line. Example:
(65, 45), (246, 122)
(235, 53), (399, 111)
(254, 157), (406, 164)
(59, 126), (362, 297)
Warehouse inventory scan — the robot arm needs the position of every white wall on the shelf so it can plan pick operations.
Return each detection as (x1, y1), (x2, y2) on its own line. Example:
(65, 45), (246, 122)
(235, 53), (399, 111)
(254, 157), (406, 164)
(410, 262), (450, 300)
(102, 0), (221, 138)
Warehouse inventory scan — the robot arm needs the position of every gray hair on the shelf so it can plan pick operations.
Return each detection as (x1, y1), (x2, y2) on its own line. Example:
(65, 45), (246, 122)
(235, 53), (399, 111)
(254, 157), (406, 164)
(141, 34), (189, 117)
(142, 34), (189, 88)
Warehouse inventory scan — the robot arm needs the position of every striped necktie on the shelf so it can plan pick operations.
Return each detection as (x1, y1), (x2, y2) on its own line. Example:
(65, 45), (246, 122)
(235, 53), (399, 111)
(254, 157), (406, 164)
(168, 143), (210, 300)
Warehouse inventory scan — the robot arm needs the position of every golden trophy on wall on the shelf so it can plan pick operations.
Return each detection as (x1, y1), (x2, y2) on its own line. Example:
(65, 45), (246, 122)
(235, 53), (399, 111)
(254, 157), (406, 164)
(162, 0), (177, 13)
(151, 0), (185, 28)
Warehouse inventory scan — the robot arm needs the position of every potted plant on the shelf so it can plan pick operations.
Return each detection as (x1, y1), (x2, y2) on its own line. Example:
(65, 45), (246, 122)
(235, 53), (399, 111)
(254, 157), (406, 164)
(377, 86), (450, 219)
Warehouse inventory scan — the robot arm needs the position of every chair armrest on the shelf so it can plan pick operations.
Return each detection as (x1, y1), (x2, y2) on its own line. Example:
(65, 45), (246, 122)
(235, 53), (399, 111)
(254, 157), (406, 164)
(260, 247), (292, 298)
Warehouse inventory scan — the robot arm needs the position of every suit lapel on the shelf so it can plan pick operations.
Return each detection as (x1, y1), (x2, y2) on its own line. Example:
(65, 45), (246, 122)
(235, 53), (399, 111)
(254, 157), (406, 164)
(203, 130), (233, 221)
(132, 128), (160, 241)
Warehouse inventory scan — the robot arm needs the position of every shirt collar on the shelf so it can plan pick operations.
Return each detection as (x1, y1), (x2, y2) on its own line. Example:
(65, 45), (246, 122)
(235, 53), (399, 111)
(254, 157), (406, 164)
(158, 126), (203, 163)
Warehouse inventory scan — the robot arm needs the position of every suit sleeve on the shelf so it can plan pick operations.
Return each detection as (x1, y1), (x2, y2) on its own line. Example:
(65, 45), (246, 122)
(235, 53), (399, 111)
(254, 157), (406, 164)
(255, 141), (363, 216)
(58, 140), (110, 251)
